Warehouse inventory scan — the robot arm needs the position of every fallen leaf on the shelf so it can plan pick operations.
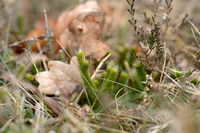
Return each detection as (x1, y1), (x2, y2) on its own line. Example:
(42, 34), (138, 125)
(11, 29), (46, 53)
(35, 56), (82, 101)
(13, 0), (100, 54)
(60, 15), (109, 61)
(12, 0), (108, 60)
(25, 29), (46, 52)
(54, 0), (100, 40)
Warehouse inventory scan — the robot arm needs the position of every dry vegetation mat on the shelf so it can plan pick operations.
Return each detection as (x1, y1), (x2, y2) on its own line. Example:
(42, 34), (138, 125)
(1, 0), (200, 132)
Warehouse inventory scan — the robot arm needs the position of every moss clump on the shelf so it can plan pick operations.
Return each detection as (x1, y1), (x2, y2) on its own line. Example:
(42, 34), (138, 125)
(170, 69), (184, 79)
(76, 50), (97, 102)
(113, 71), (128, 97)
(191, 77), (199, 86)
(100, 62), (118, 93)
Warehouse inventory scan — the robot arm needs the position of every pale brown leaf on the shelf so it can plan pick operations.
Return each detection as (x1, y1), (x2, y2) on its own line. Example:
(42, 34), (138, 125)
(54, 0), (100, 41)
(60, 15), (109, 61)
(35, 56), (82, 100)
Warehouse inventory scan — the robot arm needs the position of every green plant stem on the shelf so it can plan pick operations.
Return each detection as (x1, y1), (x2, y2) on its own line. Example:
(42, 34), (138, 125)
(76, 51), (97, 102)
(100, 65), (118, 92)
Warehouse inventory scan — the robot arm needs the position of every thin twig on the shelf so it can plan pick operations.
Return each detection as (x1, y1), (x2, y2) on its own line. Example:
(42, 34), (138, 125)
(188, 20), (200, 36)
(10, 35), (45, 48)
(159, 42), (167, 88)
(91, 53), (111, 80)
(191, 27), (200, 47)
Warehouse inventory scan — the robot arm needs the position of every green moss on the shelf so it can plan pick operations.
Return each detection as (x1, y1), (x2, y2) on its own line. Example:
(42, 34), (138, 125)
(19, 64), (25, 72)
(100, 63), (118, 93)
(152, 72), (159, 82)
(132, 61), (147, 91)
(191, 77), (199, 85)
(134, 61), (147, 81)
(170, 69), (184, 79)
(113, 71), (128, 96)
(17, 14), (24, 34)
(30, 61), (39, 75)
(94, 79), (99, 89)
(101, 71), (107, 80)
(118, 46), (129, 69)
(128, 46), (137, 67)
(25, 74), (34, 81)
(76, 51), (97, 102)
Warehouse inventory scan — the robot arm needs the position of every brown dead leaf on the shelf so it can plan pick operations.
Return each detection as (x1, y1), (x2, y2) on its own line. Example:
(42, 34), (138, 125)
(99, 1), (127, 43)
(60, 15), (109, 61)
(35, 56), (82, 101)
(25, 29), (46, 52)
(54, 0), (100, 40)
(100, 2), (114, 27)
(11, 29), (46, 53)
(12, 0), (109, 60)
(12, 15), (56, 53)
(13, 0), (100, 54)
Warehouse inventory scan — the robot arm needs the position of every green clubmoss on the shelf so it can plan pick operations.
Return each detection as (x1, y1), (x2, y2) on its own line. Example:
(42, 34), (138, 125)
(76, 50), (97, 102)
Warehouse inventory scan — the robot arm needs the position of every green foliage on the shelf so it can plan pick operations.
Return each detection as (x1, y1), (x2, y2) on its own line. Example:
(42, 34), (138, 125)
(44, 10), (55, 59)
(93, 79), (100, 89)
(30, 61), (39, 75)
(101, 71), (107, 79)
(113, 71), (128, 96)
(76, 50), (97, 102)
(148, 28), (157, 50)
(59, 49), (67, 63)
(27, 40), (34, 52)
(170, 69), (184, 79)
(2, 18), (12, 59)
(19, 64), (25, 72)
(152, 72), (159, 81)
(118, 46), (129, 69)
(128, 46), (137, 67)
(134, 61), (146, 81)
(132, 61), (147, 91)
(1, 0), (200, 132)
(191, 77), (199, 85)
(17, 14), (24, 35)
(25, 74), (34, 81)
(118, 45), (138, 70)
(100, 62), (118, 93)
(154, 24), (163, 61)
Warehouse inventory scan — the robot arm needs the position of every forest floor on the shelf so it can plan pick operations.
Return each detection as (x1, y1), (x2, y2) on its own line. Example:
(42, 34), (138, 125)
(1, 0), (200, 132)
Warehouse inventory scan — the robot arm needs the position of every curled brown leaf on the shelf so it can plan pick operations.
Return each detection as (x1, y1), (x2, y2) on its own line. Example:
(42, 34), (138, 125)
(60, 15), (109, 61)
(13, 0), (109, 61)
(54, 0), (100, 41)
